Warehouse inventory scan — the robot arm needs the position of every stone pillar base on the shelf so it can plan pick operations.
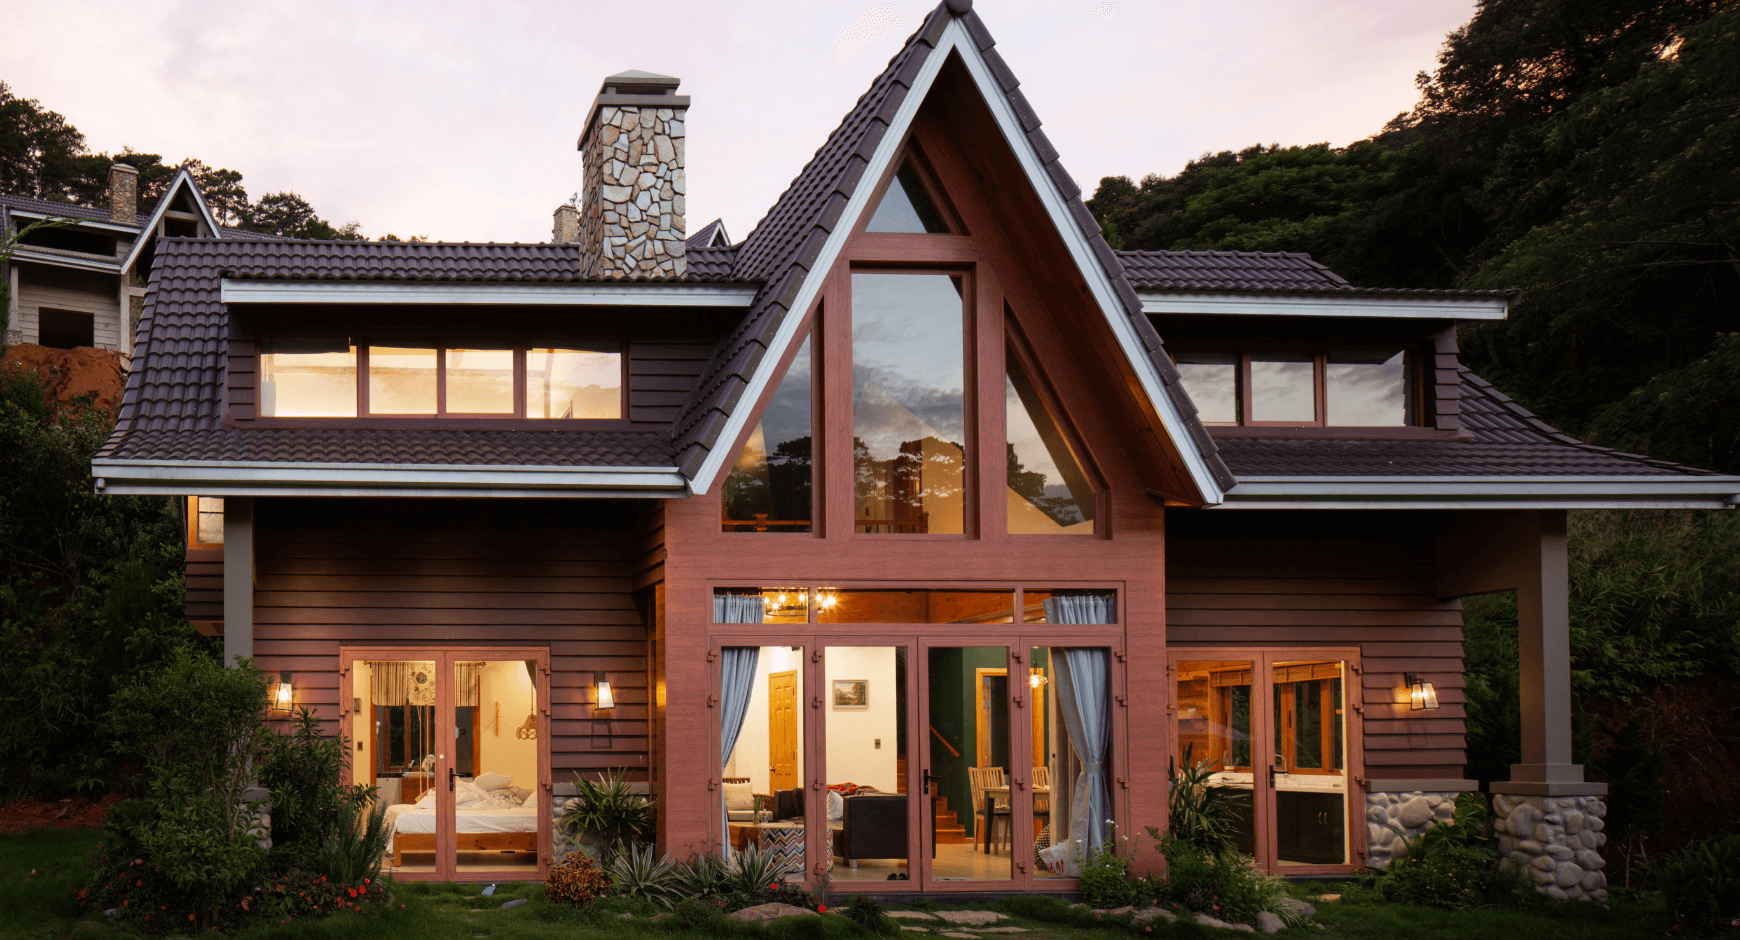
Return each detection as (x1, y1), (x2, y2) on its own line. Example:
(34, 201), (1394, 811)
(1363, 791), (1462, 868)
(1493, 793), (1608, 901)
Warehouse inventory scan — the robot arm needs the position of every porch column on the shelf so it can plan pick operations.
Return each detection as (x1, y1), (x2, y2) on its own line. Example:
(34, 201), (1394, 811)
(1438, 510), (1608, 901)
(223, 496), (255, 666)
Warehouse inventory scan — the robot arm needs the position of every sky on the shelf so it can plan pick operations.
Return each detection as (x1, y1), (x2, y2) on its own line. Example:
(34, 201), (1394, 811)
(1, 0), (1477, 243)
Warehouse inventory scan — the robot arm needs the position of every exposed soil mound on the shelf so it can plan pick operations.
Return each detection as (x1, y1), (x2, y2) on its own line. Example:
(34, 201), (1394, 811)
(0, 344), (126, 414)
(0, 793), (122, 833)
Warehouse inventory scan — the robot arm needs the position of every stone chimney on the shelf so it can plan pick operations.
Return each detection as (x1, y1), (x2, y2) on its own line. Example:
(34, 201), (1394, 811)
(553, 201), (579, 245)
(578, 70), (688, 279)
(109, 163), (138, 224)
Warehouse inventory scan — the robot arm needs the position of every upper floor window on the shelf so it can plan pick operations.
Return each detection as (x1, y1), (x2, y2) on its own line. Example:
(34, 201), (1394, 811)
(852, 272), (967, 534)
(1175, 347), (1415, 427)
(187, 496), (223, 547)
(1006, 347), (1095, 534)
(722, 331), (814, 533)
(865, 159), (953, 234)
(259, 337), (622, 420)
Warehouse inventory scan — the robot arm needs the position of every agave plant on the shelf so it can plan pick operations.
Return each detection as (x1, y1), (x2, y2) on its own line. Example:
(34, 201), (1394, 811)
(727, 842), (802, 896)
(559, 769), (656, 866)
(1163, 744), (1250, 857)
(675, 850), (733, 902)
(606, 842), (681, 908)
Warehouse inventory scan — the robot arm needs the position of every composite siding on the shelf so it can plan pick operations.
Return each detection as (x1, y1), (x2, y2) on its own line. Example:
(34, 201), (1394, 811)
(249, 499), (651, 775)
(1166, 511), (1468, 781)
(185, 546), (224, 623)
(15, 263), (123, 349)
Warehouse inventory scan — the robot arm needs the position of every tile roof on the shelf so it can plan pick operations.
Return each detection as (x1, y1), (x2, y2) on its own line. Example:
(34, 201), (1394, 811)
(1213, 367), (1720, 478)
(0, 193), (127, 224)
(667, 0), (1236, 492)
(98, 427), (675, 467)
(1121, 249), (1519, 299)
(685, 218), (730, 250)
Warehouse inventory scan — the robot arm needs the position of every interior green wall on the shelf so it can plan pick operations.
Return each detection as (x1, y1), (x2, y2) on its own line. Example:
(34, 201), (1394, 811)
(926, 646), (1007, 837)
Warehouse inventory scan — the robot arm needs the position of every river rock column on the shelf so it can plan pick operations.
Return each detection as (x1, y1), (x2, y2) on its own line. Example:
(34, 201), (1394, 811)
(1493, 794), (1608, 901)
(1363, 791), (1460, 868)
(578, 71), (689, 279)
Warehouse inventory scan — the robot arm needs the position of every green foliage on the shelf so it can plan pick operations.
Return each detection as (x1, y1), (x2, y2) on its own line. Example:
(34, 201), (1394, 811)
(1376, 794), (1534, 911)
(1162, 744), (1251, 857)
(1075, 840), (1136, 908)
(544, 852), (612, 908)
(559, 770), (655, 866)
(842, 894), (896, 935)
(1157, 836), (1285, 925)
(1652, 832), (1740, 927)
(725, 842), (803, 898)
(242, 191), (364, 240)
(671, 896), (727, 929)
(99, 649), (272, 930)
(1587, 334), (1740, 475)
(313, 793), (389, 887)
(259, 706), (379, 873)
(604, 842), (681, 908)
(0, 362), (205, 798)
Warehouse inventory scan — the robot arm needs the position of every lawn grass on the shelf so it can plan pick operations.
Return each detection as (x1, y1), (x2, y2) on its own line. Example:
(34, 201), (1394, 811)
(0, 828), (1669, 940)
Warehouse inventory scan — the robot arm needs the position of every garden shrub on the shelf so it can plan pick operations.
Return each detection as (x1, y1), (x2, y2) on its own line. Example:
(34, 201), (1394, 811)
(843, 894), (895, 934)
(544, 852), (612, 908)
(606, 842), (681, 908)
(1378, 793), (1533, 910)
(1077, 840), (1137, 907)
(259, 706), (379, 872)
(1164, 744), (1250, 857)
(559, 770), (655, 866)
(673, 895), (727, 929)
(588, 894), (656, 917)
(1158, 837), (1284, 925)
(1653, 832), (1740, 928)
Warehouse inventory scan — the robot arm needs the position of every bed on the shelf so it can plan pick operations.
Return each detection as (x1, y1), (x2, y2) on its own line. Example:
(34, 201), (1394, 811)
(383, 775), (538, 866)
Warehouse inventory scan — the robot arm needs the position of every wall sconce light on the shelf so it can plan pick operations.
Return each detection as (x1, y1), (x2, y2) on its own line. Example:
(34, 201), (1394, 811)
(1404, 672), (1439, 710)
(271, 671), (295, 716)
(593, 671), (615, 711)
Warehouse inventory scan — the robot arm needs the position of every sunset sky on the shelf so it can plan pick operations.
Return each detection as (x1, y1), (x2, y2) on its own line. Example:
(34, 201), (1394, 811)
(1, 0), (1477, 242)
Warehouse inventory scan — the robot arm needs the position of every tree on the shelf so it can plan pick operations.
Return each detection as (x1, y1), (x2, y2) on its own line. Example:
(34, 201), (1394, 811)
(242, 191), (363, 240)
(0, 80), (106, 204)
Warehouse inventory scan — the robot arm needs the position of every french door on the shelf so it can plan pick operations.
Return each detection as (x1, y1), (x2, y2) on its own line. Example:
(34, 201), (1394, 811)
(1167, 649), (1363, 874)
(340, 647), (552, 881)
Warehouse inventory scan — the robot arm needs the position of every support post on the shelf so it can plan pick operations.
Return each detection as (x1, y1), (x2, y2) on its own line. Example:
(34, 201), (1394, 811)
(223, 496), (255, 666)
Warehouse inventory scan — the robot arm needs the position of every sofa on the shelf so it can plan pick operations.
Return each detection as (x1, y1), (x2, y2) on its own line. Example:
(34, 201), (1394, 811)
(833, 793), (908, 863)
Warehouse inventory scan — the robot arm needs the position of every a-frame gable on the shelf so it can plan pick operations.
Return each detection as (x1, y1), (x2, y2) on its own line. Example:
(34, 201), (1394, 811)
(120, 169), (225, 274)
(676, 0), (1232, 504)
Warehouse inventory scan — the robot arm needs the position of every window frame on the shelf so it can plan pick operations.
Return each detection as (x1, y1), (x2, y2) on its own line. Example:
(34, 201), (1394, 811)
(719, 319), (822, 537)
(1003, 315), (1107, 537)
(252, 332), (631, 427)
(186, 495), (224, 549)
(1175, 342), (1421, 428)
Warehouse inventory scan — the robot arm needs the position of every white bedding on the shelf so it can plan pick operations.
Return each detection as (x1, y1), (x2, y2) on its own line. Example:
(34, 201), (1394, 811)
(388, 804), (539, 835)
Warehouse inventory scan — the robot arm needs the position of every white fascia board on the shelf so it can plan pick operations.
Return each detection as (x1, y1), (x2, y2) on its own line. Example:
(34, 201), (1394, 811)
(688, 19), (1227, 505)
(121, 170), (224, 274)
(91, 458), (687, 497)
(1141, 293), (1510, 320)
(10, 248), (121, 274)
(219, 279), (759, 307)
(9, 210), (140, 234)
(1212, 499), (1736, 510)
(1219, 476), (1740, 507)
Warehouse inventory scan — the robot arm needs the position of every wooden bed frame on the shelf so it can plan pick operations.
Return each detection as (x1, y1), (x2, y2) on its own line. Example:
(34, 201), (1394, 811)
(392, 831), (537, 866)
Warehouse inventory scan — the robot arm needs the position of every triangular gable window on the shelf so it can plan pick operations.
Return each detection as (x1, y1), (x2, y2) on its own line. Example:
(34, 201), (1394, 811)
(722, 331), (814, 533)
(1006, 345), (1095, 534)
(866, 159), (953, 234)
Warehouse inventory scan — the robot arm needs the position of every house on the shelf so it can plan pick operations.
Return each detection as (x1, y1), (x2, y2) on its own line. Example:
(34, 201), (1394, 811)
(90, 0), (1740, 899)
(2, 164), (269, 352)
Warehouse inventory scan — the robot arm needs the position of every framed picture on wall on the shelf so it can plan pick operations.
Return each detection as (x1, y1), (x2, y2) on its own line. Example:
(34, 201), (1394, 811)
(832, 679), (869, 709)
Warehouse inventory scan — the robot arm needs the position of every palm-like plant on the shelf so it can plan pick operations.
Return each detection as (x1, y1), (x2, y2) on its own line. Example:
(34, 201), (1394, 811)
(606, 842), (681, 908)
(726, 843), (802, 896)
(558, 770), (655, 866)
(1163, 745), (1250, 857)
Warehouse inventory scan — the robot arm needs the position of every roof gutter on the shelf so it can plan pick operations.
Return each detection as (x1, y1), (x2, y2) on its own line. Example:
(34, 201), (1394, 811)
(8, 209), (141, 234)
(1140, 292), (1510, 320)
(1216, 475), (1740, 510)
(90, 457), (688, 499)
(9, 248), (122, 274)
(220, 279), (760, 307)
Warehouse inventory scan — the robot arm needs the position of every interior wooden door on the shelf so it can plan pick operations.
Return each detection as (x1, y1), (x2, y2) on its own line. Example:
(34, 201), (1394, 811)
(768, 670), (799, 792)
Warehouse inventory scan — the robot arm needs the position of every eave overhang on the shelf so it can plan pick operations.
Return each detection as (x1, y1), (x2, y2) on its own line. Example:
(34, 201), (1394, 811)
(89, 457), (688, 499)
(8, 247), (122, 274)
(1140, 292), (1510, 320)
(7, 209), (141, 235)
(1215, 475), (1740, 510)
(219, 279), (760, 307)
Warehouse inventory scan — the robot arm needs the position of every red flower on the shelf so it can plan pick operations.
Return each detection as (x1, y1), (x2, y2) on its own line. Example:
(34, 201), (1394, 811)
(188, 914), (195, 921)
(122, 900), (129, 907)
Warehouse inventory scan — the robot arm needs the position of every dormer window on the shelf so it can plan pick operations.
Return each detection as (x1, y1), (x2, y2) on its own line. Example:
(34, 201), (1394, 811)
(259, 336), (622, 419)
(1175, 347), (1416, 427)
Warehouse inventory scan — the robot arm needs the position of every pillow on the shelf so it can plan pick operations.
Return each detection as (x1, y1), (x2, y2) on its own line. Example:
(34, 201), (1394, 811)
(827, 790), (844, 821)
(723, 781), (755, 813)
(474, 771), (513, 791)
(415, 787), (436, 806)
(509, 786), (533, 802)
(455, 781), (490, 807)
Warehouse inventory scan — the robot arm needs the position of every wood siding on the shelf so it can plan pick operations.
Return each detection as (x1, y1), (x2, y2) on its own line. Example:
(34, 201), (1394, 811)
(248, 498), (652, 775)
(186, 547), (224, 623)
(14, 262), (123, 350)
(1165, 510), (1468, 780)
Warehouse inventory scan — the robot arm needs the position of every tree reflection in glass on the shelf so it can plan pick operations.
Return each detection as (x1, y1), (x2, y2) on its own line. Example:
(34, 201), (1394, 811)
(722, 333), (814, 532)
(851, 273), (967, 534)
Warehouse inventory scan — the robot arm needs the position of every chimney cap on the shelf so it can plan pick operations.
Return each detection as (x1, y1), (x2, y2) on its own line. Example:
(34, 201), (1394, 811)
(110, 162), (138, 174)
(579, 69), (691, 150)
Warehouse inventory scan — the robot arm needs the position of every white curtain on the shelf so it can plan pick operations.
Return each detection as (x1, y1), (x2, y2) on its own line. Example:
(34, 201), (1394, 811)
(718, 646), (762, 857)
(714, 593), (766, 623)
(367, 661), (480, 706)
(1039, 593), (1114, 875)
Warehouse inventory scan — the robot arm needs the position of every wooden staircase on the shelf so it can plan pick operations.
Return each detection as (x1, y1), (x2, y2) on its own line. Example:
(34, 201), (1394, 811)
(932, 796), (968, 844)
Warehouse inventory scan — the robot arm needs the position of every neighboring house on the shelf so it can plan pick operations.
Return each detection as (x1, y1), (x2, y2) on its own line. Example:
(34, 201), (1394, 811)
(1, 164), (272, 353)
(91, 0), (1740, 898)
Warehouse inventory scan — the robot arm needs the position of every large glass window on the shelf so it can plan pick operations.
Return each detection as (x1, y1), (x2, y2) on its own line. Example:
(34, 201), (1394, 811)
(720, 645), (809, 877)
(723, 333), (814, 532)
(818, 590), (1014, 624)
(851, 273), (968, 535)
(258, 337), (622, 419)
(526, 342), (622, 420)
(260, 336), (357, 417)
(1172, 347), (1415, 427)
(1006, 352), (1094, 534)
(865, 161), (950, 234)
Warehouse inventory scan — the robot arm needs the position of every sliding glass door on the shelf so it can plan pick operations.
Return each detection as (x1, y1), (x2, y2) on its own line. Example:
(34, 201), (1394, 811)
(342, 648), (551, 882)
